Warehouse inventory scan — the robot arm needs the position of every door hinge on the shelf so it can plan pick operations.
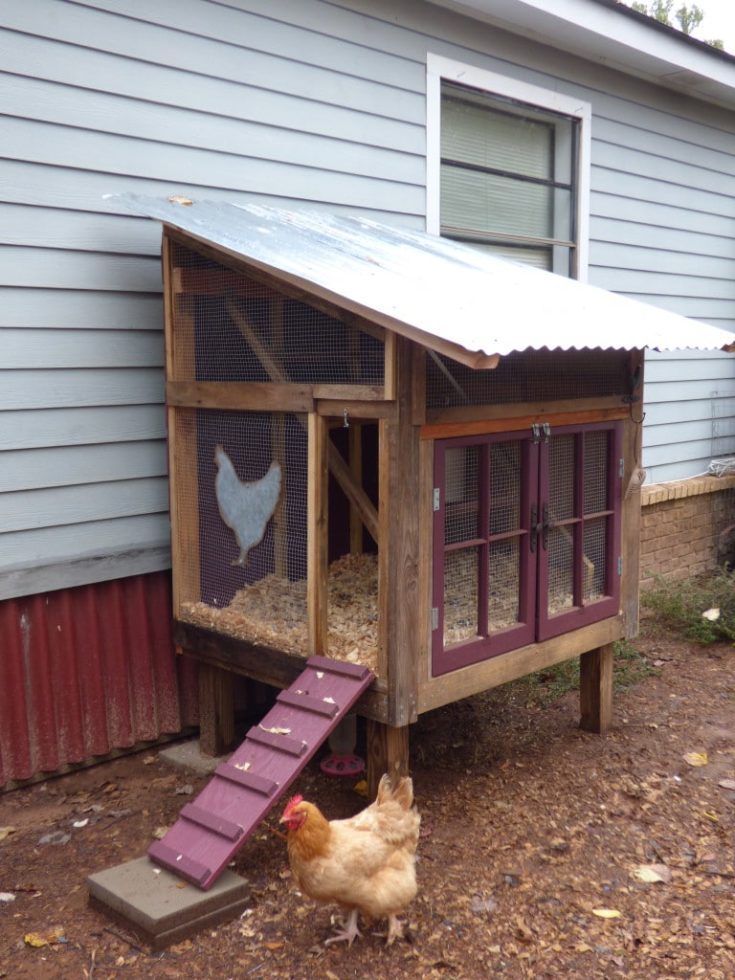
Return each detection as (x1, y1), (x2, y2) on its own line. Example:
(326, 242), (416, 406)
(619, 457), (625, 479)
(431, 607), (439, 631)
(618, 556), (623, 576)
(433, 487), (440, 512)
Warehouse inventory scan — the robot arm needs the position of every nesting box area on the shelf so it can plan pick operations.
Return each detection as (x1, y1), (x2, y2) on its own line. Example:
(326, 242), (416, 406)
(154, 203), (647, 772)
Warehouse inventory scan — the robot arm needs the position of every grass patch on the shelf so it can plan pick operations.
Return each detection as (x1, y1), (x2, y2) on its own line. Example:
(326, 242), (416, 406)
(641, 570), (735, 644)
(508, 639), (654, 708)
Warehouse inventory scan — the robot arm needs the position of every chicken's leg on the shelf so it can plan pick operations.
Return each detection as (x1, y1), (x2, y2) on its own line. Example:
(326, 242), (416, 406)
(372, 914), (406, 946)
(324, 908), (361, 947)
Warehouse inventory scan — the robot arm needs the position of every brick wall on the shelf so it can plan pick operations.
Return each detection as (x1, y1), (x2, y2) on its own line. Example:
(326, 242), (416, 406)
(640, 475), (735, 585)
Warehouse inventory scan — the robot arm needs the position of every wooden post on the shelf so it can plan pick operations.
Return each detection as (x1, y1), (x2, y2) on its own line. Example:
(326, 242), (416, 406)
(198, 663), (236, 756)
(621, 349), (645, 640)
(349, 422), (363, 554)
(366, 719), (410, 799)
(579, 643), (614, 734)
(379, 335), (420, 722)
(307, 412), (328, 656)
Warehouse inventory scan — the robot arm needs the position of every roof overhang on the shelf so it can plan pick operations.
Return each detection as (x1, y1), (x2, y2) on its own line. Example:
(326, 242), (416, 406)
(427, 0), (735, 109)
(115, 194), (735, 367)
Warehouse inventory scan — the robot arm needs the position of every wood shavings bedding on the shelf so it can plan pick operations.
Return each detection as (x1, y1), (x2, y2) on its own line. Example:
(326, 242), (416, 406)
(181, 552), (379, 674)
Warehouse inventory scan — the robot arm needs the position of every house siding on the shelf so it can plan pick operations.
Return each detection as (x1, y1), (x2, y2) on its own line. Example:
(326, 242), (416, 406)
(2, 0), (734, 599)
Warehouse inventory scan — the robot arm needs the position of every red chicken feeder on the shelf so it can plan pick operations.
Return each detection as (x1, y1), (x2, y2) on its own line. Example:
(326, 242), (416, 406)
(319, 753), (365, 778)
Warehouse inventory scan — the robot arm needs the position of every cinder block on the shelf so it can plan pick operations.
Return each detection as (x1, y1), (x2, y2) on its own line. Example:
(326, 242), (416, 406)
(88, 856), (249, 950)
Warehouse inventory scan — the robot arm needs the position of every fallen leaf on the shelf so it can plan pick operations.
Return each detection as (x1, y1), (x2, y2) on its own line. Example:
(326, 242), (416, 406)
(259, 725), (292, 735)
(592, 908), (622, 919)
(38, 831), (71, 846)
(264, 941), (284, 950)
(701, 607), (720, 621)
(72, 819), (89, 829)
(168, 195), (193, 206)
(0, 827), (17, 842)
(24, 933), (49, 949)
(701, 810), (719, 822)
(142, 755), (157, 765)
(234, 762), (252, 772)
(683, 751), (708, 767)
(153, 826), (169, 840)
(718, 779), (735, 791)
(471, 894), (497, 915)
(0, 893), (15, 903)
(322, 697), (336, 704)
(633, 864), (671, 884)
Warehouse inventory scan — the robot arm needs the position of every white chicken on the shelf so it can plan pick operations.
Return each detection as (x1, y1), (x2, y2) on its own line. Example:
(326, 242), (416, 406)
(214, 445), (282, 566)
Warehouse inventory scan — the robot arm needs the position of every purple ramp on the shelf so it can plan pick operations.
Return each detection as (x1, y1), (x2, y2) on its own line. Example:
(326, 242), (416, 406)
(148, 656), (374, 890)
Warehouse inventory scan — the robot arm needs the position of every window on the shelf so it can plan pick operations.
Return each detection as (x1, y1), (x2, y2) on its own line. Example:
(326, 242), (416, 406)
(427, 55), (590, 279)
(432, 421), (622, 676)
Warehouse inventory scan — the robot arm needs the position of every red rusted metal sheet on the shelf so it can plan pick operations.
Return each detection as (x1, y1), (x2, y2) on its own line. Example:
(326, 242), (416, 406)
(0, 572), (199, 788)
(148, 656), (373, 890)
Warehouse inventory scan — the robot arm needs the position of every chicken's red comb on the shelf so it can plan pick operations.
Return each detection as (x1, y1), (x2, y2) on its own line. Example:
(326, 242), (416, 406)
(282, 794), (304, 816)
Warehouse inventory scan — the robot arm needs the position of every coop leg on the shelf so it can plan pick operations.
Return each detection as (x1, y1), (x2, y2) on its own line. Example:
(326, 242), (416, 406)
(579, 643), (614, 735)
(366, 720), (410, 798)
(198, 663), (235, 756)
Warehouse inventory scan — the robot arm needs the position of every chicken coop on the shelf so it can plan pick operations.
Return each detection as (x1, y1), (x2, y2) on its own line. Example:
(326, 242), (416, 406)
(123, 196), (734, 791)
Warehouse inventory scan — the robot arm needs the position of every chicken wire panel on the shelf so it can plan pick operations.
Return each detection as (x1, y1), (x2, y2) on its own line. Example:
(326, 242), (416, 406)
(549, 434), (576, 522)
(583, 430), (609, 514)
(489, 441), (520, 535)
(179, 409), (310, 656)
(583, 518), (607, 601)
(488, 538), (520, 630)
(170, 241), (384, 385)
(444, 445), (480, 545)
(426, 349), (630, 409)
(444, 547), (479, 647)
(547, 527), (574, 614)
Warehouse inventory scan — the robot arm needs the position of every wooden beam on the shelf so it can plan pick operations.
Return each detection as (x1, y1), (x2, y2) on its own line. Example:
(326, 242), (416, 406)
(167, 380), (314, 412)
(425, 395), (629, 426)
(198, 662), (236, 757)
(316, 399), (395, 420)
(366, 720), (410, 800)
(349, 423), (363, 555)
(308, 413), (328, 656)
(379, 335), (421, 726)
(326, 438), (379, 545)
(312, 385), (387, 402)
(174, 621), (390, 722)
(579, 643), (614, 735)
(421, 407), (627, 441)
(418, 615), (623, 713)
(621, 350), (645, 640)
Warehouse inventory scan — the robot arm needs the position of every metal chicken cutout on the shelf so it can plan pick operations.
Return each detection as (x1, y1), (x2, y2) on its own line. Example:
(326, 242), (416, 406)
(214, 445), (282, 566)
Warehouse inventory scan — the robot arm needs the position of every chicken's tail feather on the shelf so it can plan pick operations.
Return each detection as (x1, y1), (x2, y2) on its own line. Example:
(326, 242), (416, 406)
(376, 773), (414, 811)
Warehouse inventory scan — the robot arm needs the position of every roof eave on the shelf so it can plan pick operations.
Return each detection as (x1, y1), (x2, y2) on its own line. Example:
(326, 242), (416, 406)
(426, 0), (735, 109)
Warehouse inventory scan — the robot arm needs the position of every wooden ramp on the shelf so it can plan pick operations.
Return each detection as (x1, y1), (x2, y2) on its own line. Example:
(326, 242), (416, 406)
(148, 656), (373, 890)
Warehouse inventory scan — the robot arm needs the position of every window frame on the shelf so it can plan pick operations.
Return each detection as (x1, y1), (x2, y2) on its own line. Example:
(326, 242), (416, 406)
(426, 53), (591, 281)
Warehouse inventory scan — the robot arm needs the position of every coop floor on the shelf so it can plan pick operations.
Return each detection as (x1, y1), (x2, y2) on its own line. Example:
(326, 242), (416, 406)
(180, 552), (380, 675)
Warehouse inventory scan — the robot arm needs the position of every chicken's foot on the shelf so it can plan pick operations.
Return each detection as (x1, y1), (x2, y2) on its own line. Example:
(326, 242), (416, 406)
(373, 914), (406, 946)
(324, 908), (361, 947)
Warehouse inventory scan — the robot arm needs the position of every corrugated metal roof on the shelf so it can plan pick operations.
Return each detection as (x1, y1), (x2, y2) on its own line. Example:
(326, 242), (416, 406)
(116, 194), (735, 363)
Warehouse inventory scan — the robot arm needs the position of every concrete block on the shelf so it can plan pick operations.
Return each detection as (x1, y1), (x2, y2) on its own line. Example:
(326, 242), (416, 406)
(87, 856), (249, 950)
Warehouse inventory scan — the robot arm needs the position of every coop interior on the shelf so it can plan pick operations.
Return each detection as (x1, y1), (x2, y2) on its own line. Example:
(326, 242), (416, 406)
(167, 240), (385, 676)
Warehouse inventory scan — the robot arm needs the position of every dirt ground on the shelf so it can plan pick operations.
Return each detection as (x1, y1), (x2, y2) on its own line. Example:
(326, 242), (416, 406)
(1, 621), (734, 980)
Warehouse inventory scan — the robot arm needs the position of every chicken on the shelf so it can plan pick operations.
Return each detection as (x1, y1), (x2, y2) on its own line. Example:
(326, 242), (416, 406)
(214, 445), (281, 566)
(279, 774), (420, 947)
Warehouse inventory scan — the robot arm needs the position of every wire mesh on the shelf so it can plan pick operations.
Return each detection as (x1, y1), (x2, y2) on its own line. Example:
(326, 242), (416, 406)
(170, 241), (384, 385)
(489, 441), (520, 534)
(550, 435), (576, 522)
(426, 349), (630, 408)
(547, 527), (575, 613)
(488, 538), (520, 630)
(444, 547), (479, 647)
(583, 518), (607, 601)
(177, 409), (310, 655)
(444, 446), (479, 544)
(584, 430), (609, 514)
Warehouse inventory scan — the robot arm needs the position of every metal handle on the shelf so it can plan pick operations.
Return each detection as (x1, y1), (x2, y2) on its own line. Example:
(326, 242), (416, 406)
(530, 503), (538, 552)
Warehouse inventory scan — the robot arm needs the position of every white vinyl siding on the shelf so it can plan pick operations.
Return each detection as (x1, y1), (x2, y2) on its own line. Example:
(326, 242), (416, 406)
(2, 0), (734, 599)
